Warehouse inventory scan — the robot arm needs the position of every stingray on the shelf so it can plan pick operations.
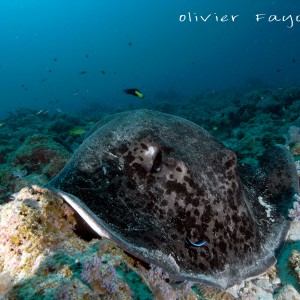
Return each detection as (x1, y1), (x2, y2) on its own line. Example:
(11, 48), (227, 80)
(47, 109), (299, 289)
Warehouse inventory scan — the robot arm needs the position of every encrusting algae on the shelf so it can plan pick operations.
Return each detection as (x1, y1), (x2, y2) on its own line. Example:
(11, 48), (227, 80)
(0, 186), (130, 299)
(0, 187), (81, 275)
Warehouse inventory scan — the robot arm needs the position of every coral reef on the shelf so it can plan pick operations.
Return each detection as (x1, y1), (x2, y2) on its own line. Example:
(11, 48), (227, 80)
(0, 109), (92, 196)
(0, 134), (71, 196)
(155, 85), (300, 162)
(10, 134), (71, 178)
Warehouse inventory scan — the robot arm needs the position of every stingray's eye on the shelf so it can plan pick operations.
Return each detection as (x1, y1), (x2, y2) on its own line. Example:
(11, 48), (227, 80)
(151, 150), (162, 173)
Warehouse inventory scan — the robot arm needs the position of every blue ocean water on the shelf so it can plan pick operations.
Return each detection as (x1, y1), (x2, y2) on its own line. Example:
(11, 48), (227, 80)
(0, 0), (300, 118)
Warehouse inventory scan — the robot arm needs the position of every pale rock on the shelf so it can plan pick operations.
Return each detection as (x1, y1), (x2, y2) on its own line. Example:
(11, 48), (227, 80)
(274, 284), (300, 300)
(254, 279), (273, 292)
(288, 221), (300, 241)
(270, 278), (281, 285)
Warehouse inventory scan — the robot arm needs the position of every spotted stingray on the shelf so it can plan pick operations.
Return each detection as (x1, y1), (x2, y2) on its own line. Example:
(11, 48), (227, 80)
(48, 109), (299, 289)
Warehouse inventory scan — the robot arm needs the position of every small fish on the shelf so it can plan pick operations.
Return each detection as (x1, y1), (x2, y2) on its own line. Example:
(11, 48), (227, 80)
(39, 78), (47, 83)
(79, 71), (87, 75)
(72, 90), (79, 96)
(36, 109), (49, 115)
(53, 58), (57, 62)
(276, 68), (282, 73)
(85, 54), (89, 58)
(0, 121), (5, 127)
(292, 58), (296, 63)
(69, 126), (87, 136)
(124, 88), (144, 99)
(186, 238), (206, 247)
(100, 70), (106, 75)
(128, 42), (132, 47)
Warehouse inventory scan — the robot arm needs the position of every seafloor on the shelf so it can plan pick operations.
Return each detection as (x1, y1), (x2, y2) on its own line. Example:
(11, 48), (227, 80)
(0, 85), (300, 299)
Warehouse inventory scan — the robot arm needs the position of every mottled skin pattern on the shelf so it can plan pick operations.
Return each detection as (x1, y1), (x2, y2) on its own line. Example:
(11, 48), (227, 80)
(115, 139), (258, 273)
(48, 110), (299, 289)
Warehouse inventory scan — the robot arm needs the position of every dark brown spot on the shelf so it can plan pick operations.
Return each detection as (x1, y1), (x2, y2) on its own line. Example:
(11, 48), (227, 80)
(166, 180), (187, 195)
(243, 243), (251, 253)
(176, 207), (186, 220)
(171, 233), (178, 240)
(124, 152), (136, 164)
(225, 159), (235, 169)
(119, 144), (129, 154)
(145, 201), (155, 211)
(244, 228), (254, 240)
(218, 239), (227, 252)
(126, 181), (136, 190)
(161, 199), (168, 206)
(198, 262), (208, 271)
(141, 143), (148, 150)
(188, 247), (198, 260)
(131, 162), (147, 177)
(192, 198), (200, 207)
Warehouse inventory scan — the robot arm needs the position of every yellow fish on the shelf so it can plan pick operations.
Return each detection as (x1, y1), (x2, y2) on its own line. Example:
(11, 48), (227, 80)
(124, 88), (144, 99)
(69, 126), (87, 136)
